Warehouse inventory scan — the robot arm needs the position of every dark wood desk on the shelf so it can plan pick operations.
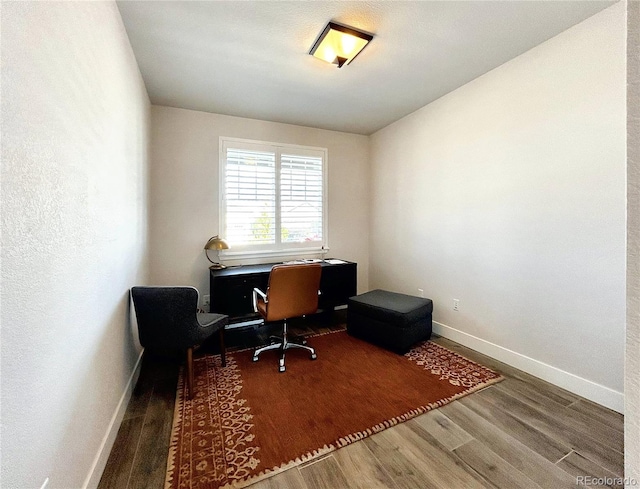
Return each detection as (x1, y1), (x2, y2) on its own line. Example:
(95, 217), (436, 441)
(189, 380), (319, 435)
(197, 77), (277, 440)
(210, 260), (357, 323)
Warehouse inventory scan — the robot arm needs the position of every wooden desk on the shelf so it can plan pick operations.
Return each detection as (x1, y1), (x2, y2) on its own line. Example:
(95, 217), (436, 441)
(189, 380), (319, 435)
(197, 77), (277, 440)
(209, 260), (357, 323)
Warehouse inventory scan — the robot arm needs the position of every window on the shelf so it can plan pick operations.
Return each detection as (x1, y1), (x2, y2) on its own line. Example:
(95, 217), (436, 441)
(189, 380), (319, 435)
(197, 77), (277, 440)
(220, 138), (327, 257)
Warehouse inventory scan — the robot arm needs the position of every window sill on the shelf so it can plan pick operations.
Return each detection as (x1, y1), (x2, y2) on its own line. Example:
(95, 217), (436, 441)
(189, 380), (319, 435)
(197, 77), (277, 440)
(219, 247), (329, 262)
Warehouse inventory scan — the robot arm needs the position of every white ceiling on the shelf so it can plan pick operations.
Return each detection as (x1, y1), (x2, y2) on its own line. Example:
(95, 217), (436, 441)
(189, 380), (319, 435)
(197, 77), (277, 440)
(117, 1), (615, 135)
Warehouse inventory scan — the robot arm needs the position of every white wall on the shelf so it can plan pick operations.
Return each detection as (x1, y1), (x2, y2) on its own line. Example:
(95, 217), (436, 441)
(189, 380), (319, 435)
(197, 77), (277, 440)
(369, 3), (626, 411)
(626, 0), (640, 480)
(1, 2), (150, 488)
(149, 106), (369, 300)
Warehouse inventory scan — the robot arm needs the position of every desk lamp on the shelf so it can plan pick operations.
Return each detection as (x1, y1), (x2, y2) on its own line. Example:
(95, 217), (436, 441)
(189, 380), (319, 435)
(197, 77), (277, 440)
(204, 236), (230, 269)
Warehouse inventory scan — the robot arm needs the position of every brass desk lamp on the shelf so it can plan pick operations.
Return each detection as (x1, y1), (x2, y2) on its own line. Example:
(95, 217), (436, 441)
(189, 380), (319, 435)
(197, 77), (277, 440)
(204, 236), (230, 269)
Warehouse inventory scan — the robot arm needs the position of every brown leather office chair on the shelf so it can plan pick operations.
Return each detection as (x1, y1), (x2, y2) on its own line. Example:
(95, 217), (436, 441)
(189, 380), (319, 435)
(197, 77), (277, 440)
(252, 263), (322, 372)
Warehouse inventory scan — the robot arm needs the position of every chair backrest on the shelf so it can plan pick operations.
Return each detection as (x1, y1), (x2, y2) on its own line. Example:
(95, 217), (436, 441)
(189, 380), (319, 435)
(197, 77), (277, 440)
(130, 286), (200, 351)
(264, 264), (322, 322)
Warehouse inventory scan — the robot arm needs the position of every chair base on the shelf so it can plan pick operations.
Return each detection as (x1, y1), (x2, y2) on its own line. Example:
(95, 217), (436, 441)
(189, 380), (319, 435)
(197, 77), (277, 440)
(253, 320), (317, 372)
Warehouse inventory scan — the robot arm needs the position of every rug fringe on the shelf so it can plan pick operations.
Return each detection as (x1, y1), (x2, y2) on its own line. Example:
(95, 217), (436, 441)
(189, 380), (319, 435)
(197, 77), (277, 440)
(217, 445), (335, 489)
(165, 367), (186, 489)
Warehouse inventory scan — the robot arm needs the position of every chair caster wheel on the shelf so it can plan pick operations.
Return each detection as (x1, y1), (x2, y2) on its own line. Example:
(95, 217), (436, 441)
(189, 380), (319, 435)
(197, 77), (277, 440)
(252, 356), (259, 362)
(279, 366), (286, 373)
(311, 353), (317, 360)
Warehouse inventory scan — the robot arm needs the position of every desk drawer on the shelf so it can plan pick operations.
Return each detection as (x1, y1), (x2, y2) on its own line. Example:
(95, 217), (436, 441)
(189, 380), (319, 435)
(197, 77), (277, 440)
(210, 273), (268, 316)
(319, 262), (357, 307)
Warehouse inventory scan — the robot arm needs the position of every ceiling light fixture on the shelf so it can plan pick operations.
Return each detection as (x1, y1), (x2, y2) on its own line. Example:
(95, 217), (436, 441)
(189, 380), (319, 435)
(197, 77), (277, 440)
(309, 22), (373, 68)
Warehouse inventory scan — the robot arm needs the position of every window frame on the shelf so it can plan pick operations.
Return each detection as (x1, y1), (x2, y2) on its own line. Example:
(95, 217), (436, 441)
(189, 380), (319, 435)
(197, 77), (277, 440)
(219, 136), (329, 260)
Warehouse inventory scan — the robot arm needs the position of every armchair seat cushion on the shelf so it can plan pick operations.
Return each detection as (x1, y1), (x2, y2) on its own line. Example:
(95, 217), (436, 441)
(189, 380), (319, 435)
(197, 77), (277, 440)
(197, 312), (228, 328)
(347, 289), (432, 354)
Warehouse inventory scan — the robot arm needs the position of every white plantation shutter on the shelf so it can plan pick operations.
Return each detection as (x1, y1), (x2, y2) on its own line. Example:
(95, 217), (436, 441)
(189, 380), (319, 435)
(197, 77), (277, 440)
(280, 153), (323, 243)
(224, 148), (276, 245)
(221, 138), (327, 254)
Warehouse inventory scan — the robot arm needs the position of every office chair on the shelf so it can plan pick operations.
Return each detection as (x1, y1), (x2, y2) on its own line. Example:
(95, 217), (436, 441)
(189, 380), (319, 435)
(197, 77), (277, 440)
(252, 263), (322, 372)
(130, 286), (228, 398)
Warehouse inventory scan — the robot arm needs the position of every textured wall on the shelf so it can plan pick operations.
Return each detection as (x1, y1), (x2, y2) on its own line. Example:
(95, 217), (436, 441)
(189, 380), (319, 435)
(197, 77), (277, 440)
(626, 0), (640, 481)
(369, 4), (626, 409)
(149, 106), (370, 299)
(1, 2), (150, 488)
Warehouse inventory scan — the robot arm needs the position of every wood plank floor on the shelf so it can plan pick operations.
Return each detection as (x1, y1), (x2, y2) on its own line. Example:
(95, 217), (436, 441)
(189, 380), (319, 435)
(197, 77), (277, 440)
(98, 312), (624, 489)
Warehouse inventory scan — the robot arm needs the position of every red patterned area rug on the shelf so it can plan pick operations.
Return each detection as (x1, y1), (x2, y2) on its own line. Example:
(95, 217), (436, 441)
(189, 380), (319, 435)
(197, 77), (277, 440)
(165, 330), (502, 489)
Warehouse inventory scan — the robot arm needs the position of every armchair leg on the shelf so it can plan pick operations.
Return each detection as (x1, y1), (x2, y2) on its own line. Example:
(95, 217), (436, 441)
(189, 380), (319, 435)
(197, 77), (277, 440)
(219, 328), (226, 367)
(186, 347), (194, 399)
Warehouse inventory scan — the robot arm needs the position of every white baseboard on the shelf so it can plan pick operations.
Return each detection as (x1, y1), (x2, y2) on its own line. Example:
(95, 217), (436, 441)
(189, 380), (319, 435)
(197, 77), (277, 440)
(83, 349), (145, 489)
(433, 321), (624, 413)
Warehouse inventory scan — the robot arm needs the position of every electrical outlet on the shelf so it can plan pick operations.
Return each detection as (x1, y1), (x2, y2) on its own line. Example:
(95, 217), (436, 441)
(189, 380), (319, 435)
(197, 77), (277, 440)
(453, 299), (460, 311)
(203, 295), (210, 306)
(417, 288), (424, 298)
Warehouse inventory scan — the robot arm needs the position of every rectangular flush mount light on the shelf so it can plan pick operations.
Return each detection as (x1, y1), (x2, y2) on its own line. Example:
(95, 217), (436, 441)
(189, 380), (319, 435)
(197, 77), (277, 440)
(309, 22), (373, 68)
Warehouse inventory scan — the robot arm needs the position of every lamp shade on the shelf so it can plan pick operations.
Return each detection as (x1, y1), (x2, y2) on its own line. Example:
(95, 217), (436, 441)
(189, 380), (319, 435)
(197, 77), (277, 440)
(204, 236), (230, 251)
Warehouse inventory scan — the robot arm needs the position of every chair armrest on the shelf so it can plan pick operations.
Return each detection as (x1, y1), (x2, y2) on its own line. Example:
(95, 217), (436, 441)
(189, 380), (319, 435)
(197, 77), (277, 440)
(252, 287), (267, 312)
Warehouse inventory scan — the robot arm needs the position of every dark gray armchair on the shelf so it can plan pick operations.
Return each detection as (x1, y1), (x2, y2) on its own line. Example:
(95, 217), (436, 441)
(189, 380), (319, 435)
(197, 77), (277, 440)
(130, 286), (227, 398)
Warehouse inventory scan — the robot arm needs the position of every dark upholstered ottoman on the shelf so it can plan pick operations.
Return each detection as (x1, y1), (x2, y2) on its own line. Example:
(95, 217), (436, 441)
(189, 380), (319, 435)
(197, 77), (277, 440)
(347, 289), (433, 354)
